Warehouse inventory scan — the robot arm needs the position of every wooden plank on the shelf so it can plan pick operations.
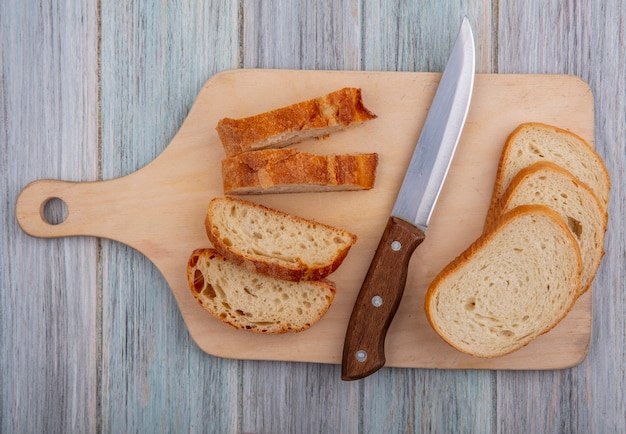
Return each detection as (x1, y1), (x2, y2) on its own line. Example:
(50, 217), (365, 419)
(362, 1), (495, 73)
(0, 1), (99, 432)
(5, 1), (624, 432)
(360, 3), (497, 432)
(242, 0), (362, 70)
(496, 0), (626, 432)
(98, 1), (240, 432)
(16, 70), (595, 368)
(240, 2), (363, 432)
(363, 369), (495, 432)
(240, 362), (359, 433)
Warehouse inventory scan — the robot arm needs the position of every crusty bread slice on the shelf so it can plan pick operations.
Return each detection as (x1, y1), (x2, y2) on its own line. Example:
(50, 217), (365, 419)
(425, 205), (582, 358)
(187, 249), (335, 333)
(495, 162), (607, 296)
(485, 123), (610, 225)
(221, 148), (378, 194)
(215, 88), (377, 157)
(205, 196), (357, 281)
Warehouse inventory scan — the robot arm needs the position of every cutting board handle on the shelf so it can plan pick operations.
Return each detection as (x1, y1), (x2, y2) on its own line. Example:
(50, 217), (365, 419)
(17, 179), (104, 238)
(15, 178), (137, 241)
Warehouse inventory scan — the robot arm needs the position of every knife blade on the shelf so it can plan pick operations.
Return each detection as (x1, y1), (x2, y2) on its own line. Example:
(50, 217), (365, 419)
(341, 17), (475, 381)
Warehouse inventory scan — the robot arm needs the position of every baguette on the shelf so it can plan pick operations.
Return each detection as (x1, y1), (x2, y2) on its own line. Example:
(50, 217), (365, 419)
(425, 205), (582, 358)
(187, 249), (335, 333)
(495, 162), (607, 296)
(485, 123), (610, 225)
(205, 196), (357, 281)
(222, 148), (378, 194)
(216, 88), (377, 157)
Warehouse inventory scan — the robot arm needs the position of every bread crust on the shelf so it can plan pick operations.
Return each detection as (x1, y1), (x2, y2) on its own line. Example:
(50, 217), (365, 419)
(205, 196), (357, 282)
(485, 122), (610, 228)
(221, 148), (378, 194)
(215, 88), (377, 157)
(424, 204), (582, 358)
(187, 248), (336, 333)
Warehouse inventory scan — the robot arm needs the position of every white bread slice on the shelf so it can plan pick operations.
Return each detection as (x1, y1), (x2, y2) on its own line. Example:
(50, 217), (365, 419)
(187, 249), (335, 333)
(222, 148), (378, 194)
(495, 162), (607, 296)
(205, 196), (357, 281)
(425, 205), (582, 358)
(216, 88), (377, 157)
(486, 123), (610, 224)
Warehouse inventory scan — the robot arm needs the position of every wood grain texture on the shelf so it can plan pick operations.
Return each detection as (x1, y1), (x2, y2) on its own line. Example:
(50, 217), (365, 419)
(98, 1), (240, 432)
(3, 0), (625, 433)
(14, 69), (595, 370)
(240, 3), (364, 432)
(0, 1), (99, 433)
(496, 1), (626, 433)
(242, 0), (361, 70)
(359, 2), (498, 431)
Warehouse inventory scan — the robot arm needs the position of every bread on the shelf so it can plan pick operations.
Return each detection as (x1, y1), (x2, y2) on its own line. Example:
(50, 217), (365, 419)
(221, 148), (378, 194)
(495, 162), (607, 296)
(205, 196), (357, 281)
(187, 248), (335, 333)
(215, 88), (377, 157)
(486, 123), (610, 224)
(425, 205), (582, 358)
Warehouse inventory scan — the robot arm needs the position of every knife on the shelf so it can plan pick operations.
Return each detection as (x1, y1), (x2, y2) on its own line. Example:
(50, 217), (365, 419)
(341, 17), (475, 381)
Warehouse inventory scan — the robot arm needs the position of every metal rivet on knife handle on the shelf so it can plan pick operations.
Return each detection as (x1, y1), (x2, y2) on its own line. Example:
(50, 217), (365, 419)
(355, 350), (367, 362)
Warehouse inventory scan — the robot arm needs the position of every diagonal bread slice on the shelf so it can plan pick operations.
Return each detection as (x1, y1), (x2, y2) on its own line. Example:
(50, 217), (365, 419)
(485, 123), (610, 226)
(425, 205), (582, 358)
(215, 88), (377, 157)
(494, 162), (607, 296)
(221, 148), (378, 194)
(205, 196), (357, 281)
(187, 249), (335, 333)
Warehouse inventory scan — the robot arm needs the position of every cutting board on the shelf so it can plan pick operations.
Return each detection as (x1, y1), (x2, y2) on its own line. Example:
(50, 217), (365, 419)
(16, 69), (595, 370)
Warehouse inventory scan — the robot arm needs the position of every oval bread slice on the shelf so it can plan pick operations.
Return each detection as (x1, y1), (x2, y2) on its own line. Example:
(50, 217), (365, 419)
(187, 249), (335, 333)
(205, 196), (357, 281)
(425, 205), (582, 358)
(496, 162), (607, 296)
(486, 123), (610, 224)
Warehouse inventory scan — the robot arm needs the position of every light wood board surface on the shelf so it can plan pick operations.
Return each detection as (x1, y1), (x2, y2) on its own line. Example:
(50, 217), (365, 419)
(16, 69), (594, 369)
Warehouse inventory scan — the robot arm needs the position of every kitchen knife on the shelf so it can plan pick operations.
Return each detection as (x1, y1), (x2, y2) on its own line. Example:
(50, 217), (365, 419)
(341, 17), (475, 381)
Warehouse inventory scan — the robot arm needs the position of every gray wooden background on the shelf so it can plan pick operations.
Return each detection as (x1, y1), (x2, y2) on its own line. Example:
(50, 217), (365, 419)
(1, 1), (624, 432)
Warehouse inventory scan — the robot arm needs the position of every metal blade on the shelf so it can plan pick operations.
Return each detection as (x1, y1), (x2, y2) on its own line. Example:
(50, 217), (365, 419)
(391, 17), (475, 231)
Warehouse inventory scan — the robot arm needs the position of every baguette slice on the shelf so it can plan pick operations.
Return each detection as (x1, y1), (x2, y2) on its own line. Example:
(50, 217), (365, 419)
(425, 205), (581, 358)
(205, 196), (357, 281)
(216, 88), (377, 157)
(222, 148), (378, 194)
(187, 249), (335, 333)
(485, 123), (610, 225)
(495, 162), (607, 296)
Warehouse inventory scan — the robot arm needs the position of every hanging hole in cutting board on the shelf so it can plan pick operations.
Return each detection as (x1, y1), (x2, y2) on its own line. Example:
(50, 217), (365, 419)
(42, 197), (68, 225)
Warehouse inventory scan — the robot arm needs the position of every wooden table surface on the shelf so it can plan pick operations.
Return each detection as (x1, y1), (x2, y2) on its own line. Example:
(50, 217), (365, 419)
(1, 1), (624, 432)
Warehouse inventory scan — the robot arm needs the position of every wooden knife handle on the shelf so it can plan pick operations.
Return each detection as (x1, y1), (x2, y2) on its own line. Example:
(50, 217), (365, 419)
(341, 216), (425, 381)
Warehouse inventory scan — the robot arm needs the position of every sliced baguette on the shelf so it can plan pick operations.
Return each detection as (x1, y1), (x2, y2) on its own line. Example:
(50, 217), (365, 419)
(222, 148), (378, 194)
(485, 123), (610, 225)
(425, 205), (582, 358)
(205, 196), (357, 281)
(495, 162), (607, 296)
(215, 88), (377, 157)
(187, 249), (335, 333)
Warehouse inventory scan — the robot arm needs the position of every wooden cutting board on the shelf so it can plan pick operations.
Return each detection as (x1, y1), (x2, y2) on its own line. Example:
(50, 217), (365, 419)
(16, 69), (595, 370)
